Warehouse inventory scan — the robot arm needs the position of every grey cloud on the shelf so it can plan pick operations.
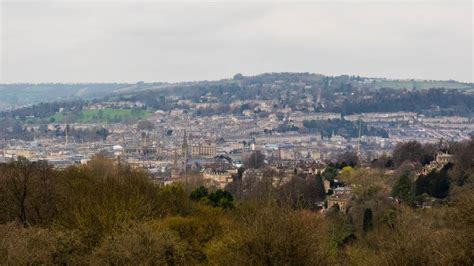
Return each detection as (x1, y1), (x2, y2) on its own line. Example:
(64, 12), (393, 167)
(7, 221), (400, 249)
(1, 1), (472, 83)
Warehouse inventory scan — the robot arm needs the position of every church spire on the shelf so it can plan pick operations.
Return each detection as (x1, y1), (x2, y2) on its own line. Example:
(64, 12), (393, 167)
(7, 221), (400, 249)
(182, 130), (188, 150)
(173, 149), (178, 169)
(182, 130), (189, 172)
(65, 118), (69, 145)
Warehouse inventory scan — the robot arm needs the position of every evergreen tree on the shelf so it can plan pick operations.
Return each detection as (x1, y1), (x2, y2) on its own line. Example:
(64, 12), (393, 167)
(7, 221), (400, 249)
(190, 186), (209, 201)
(415, 165), (451, 198)
(314, 173), (326, 200)
(392, 174), (415, 206)
(207, 189), (234, 209)
(362, 208), (373, 233)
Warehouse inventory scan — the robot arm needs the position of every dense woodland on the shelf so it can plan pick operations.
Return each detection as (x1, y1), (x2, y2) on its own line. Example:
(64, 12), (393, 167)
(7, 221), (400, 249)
(0, 139), (473, 264)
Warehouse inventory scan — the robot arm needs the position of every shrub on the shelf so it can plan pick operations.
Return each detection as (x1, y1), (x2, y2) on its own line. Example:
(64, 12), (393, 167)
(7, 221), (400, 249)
(90, 223), (194, 265)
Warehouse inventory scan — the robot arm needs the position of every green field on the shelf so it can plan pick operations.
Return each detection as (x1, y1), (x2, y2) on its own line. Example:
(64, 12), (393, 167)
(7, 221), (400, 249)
(373, 80), (473, 90)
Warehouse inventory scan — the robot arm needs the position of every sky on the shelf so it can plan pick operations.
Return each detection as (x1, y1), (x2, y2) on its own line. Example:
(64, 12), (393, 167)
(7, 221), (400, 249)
(1, 0), (472, 83)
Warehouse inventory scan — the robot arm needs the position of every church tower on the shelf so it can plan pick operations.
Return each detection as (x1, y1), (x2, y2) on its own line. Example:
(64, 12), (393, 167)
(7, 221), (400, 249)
(171, 149), (181, 180)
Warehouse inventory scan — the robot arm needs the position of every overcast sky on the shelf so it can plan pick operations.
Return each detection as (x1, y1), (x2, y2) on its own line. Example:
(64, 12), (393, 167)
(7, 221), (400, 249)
(1, 1), (472, 83)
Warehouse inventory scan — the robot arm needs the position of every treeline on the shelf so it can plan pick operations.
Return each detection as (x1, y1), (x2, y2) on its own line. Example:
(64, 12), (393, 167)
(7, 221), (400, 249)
(334, 88), (474, 116)
(0, 139), (473, 264)
(0, 101), (85, 120)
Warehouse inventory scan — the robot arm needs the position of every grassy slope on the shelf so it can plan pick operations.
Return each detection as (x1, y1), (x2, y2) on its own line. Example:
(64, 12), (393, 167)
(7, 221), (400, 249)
(373, 80), (472, 90)
(77, 108), (150, 123)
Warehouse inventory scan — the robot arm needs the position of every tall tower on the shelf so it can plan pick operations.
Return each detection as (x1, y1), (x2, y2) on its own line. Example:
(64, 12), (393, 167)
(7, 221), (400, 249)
(356, 119), (362, 161)
(171, 149), (180, 180)
(65, 119), (69, 145)
(141, 131), (148, 146)
(181, 130), (189, 171)
(316, 87), (322, 106)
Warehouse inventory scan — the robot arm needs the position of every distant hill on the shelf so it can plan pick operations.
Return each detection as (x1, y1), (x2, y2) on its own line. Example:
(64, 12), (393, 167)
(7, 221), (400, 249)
(0, 82), (166, 111)
(0, 73), (472, 111)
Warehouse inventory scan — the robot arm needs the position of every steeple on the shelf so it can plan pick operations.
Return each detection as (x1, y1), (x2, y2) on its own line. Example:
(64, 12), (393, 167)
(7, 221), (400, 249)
(356, 119), (362, 161)
(171, 149), (181, 180)
(182, 130), (188, 150)
(181, 130), (189, 172)
(316, 87), (321, 105)
(65, 119), (69, 145)
(173, 149), (178, 169)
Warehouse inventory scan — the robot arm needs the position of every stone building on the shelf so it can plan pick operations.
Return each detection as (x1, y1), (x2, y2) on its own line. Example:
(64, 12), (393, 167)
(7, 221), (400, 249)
(202, 168), (233, 188)
(420, 151), (454, 175)
(191, 141), (217, 158)
(327, 187), (352, 212)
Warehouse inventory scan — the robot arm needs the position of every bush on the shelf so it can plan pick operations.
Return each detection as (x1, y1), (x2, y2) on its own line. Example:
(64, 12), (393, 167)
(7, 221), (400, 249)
(206, 202), (333, 265)
(0, 223), (57, 265)
(347, 207), (470, 265)
(55, 158), (162, 246)
(0, 158), (59, 225)
(90, 223), (194, 265)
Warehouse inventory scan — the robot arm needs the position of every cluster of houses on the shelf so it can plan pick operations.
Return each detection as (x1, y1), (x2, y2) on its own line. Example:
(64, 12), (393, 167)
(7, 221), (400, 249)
(420, 151), (454, 175)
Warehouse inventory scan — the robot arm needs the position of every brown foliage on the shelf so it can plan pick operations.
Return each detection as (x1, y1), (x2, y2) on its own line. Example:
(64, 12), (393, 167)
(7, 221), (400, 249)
(206, 202), (333, 265)
(90, 223), (194, 265)
(0, 158), (59, 225)
(346, 205), (473, 265)
(0, 154), (472, 265)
